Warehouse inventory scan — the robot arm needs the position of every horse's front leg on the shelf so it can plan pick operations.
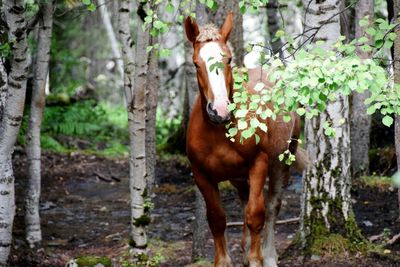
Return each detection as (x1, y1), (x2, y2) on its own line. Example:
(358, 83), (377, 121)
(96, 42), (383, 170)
(246, 153), (268, 267)
(263, 162), (289, 267)
(192, 166), (232, 267)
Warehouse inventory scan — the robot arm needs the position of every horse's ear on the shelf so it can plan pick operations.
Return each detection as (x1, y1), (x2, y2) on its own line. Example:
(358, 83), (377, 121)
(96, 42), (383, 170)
(220, 12), (233, 43)
(185, 16), (199, 43)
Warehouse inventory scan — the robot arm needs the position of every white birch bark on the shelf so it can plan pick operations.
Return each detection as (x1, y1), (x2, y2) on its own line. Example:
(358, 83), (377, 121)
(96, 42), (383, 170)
(118, 0), (148, 250)
(0, 61), (7, 117)
(25, 0), (54, 248)
(300, 0), (358, 251)
(350, 0), (373, 177)
(0, 0), (29, 264)
(97, 0), (124, 79)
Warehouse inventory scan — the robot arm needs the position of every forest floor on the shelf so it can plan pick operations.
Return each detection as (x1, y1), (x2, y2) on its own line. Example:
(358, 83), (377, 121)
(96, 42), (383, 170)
(9, 151), (400, 267)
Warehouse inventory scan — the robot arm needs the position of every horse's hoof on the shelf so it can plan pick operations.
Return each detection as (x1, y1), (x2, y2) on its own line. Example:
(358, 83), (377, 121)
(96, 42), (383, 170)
(248, 260), (263, 267)
(264, 257), (278, 267)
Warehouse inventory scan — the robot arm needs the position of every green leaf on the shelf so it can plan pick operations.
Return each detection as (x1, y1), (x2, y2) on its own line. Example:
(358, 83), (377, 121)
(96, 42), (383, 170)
(250, 118), (260, 128)
(388, 32), (397, 41)
(382, 115), (393, 127)
(255, 134), (260, 144)
(296, 107), (306, 116)
(235, 109), (248, 118)
(358, 36), (369, 43)
(259, 123), (268, 133)
(166, 2), (174, 13)
(283, 115), (291, 122)
(82, 0), (91, 5)
(238, 120), (248, 130)
(87, 3), (96, 11)
(275, 30), (285, 38)
(228, 127), (238, 137)
(159, 48), (171, 57)
(254, 82), (264, 91)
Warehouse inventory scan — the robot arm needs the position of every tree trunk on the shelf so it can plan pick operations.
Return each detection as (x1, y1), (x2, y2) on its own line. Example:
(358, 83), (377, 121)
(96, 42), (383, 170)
(145, 26), (159, 194)
(350, 0), (373, 177)
(300, 0), (363, 255)
(0, 60), (6, 117)
(119, 0), (154, 253)
(189, 3), (209, 262)
(267, 0), (283, 58)
(0, 0), (29, 264)
(25, 0), (54, 248)
(208, 0), (244, 66)
(97, 0), (124, 79)
(393, 0), (400, 221)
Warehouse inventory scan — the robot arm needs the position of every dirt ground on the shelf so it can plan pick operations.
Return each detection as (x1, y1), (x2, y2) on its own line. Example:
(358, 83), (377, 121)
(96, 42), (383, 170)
(9, 151), (400, 266)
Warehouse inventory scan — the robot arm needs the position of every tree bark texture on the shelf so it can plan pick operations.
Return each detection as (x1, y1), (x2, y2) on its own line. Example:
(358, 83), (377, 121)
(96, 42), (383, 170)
(267, 0), (283, 58)
(393, 0), (400, 221)
(300, 0), (361, 254)
(0, 61), (6, 118)
(350, 0), (373, 177)
(25, 0), (54, 248)
(190, 3), (209, 262)
(97, 0), (124, 79)
(145, 27), (159, 194)
(0, 0), (29, 264)
(207, 0), (244, 66)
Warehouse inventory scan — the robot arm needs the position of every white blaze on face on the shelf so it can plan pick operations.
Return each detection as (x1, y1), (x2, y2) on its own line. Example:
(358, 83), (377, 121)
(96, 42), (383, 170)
(199, 42), (230, 118)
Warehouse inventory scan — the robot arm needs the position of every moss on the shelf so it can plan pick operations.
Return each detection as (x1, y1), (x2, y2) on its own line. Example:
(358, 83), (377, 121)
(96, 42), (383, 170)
(309, 233), (350, 256)
(75, 256), (111, 267)
(133, 214), (151, 227)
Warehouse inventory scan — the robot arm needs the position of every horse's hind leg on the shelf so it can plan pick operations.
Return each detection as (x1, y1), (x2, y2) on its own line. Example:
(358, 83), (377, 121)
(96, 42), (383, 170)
(263, 163), (289, 267)
(193, 167), (232, 267)
(246, 153), (269, 267)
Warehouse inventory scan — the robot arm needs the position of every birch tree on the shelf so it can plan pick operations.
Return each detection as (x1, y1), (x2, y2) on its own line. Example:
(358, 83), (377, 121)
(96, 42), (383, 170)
(97, 0), (124, 79)
(0, 0), (29, 264)
(119, 0), (159, 255)
(24, 0), (54, 248)
(300, 0), (363, 255)
(350, 0), (374, 177)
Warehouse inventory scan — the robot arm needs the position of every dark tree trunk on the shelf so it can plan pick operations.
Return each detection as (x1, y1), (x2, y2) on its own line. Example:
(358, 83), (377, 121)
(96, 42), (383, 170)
(393, 0), (400, 220)
(267, 0), (283, 57)
(350, 0), (373, 177)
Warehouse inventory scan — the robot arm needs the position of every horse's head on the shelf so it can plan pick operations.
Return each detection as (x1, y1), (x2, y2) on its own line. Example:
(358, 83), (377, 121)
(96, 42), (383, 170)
(185, 13), (234, 124)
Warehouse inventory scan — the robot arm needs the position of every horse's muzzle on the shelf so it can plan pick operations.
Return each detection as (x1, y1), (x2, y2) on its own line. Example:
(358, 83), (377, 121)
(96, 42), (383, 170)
(206, 101), (231, 124)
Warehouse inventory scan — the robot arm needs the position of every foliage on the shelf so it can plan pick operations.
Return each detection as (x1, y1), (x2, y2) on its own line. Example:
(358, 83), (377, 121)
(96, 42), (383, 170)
(18, 100), (129, 157)
(359, 175), (394, 189)
(74, 255), (112, 267)
(155, 108), (181, 147)
(224, 15), (400, 164)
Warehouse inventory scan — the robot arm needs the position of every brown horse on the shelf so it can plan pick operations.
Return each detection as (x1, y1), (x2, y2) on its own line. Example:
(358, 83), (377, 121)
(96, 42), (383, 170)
(185, 13), (307, 267)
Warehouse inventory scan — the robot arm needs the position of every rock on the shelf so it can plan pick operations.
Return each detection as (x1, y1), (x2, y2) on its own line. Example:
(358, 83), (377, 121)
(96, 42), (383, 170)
(362, 220), (373, 227)
(310, 255), (320, 261)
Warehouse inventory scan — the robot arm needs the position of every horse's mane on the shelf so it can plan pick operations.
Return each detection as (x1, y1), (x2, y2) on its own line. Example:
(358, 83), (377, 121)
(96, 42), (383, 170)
(196, 24), (221, 42)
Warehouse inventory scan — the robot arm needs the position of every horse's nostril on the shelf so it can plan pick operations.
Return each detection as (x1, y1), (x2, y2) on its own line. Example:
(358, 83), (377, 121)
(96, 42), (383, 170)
(206, 102), (216, 115)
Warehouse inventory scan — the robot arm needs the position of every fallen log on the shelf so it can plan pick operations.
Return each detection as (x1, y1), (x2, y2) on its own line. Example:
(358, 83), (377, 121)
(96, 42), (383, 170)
(227, 217), (299, 227)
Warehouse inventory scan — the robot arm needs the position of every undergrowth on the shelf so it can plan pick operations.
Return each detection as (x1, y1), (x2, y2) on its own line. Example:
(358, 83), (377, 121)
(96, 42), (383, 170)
(18, 100), (182, 158)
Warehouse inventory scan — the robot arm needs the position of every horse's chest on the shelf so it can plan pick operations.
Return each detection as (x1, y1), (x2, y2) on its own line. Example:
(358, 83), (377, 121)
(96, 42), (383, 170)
(192, 140), (249, 180)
